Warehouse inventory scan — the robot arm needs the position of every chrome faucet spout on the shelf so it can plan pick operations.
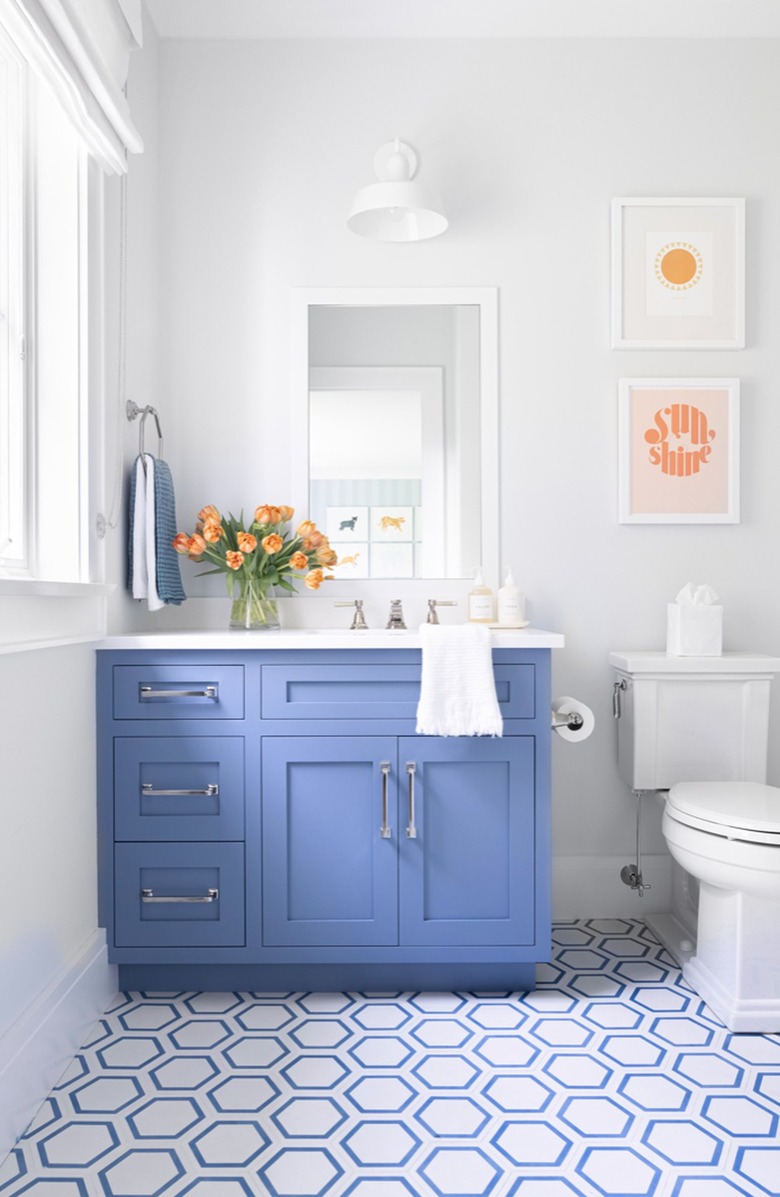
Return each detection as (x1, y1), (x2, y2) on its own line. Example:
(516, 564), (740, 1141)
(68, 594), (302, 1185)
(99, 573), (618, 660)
(386, 599), (407, 630)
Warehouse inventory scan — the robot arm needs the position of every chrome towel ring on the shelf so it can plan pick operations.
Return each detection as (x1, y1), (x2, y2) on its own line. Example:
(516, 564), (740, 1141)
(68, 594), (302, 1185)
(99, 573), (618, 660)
(126, 400), (163, 471)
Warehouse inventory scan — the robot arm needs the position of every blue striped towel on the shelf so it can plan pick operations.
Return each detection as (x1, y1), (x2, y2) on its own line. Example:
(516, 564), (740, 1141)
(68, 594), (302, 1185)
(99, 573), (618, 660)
(128, 455), (186, 605)
(152, 457), (186, 605)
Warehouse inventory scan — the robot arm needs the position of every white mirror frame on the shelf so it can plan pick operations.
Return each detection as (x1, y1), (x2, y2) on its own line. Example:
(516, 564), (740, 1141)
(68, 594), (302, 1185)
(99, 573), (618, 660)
(290, 287), (499, 585)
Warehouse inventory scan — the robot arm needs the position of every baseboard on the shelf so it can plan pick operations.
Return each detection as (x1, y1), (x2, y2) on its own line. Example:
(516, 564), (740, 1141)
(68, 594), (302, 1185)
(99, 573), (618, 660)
(0, 930), (117, 1162)
(552, 853), (672, 920)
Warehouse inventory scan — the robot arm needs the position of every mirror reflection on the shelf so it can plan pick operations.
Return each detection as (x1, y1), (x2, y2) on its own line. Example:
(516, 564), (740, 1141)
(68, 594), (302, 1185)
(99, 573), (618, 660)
(307, 304), (481, 579)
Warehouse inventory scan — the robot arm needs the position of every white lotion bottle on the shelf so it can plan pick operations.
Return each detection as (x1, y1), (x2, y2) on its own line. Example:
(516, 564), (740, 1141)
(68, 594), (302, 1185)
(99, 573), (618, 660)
(468, 569), (495, 623)
(498, 569), (524, 626)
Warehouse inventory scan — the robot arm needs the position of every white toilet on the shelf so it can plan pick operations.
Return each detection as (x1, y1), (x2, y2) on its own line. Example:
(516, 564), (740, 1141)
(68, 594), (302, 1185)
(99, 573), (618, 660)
(609, 650), (780, 1032)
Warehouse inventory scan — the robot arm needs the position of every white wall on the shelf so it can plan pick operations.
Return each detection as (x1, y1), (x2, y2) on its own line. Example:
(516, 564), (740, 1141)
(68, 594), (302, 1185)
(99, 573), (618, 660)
(0, 646), (98, 1032)
(135, 35), (780, 914)
(0, 9), (160, 1155)
(105, 7), (161, 633)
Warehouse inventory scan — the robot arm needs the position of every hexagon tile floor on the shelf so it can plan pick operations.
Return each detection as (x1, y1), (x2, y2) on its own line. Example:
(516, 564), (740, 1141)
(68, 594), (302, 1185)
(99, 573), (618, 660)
(3, 920), (780, 1197)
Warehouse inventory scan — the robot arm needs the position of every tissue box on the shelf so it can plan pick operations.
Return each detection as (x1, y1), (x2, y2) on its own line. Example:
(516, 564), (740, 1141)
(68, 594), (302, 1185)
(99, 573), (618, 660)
(666, 603), (723, 656)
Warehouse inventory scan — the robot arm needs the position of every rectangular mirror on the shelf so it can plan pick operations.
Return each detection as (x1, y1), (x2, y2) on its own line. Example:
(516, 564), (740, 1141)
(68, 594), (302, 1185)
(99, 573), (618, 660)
(291, 288), (498, 582)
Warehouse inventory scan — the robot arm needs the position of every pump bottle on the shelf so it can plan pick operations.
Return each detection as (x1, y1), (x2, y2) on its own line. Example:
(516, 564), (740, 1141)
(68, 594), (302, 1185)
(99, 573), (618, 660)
(497, 569), (524, 626)
(468, 569), (495, 623)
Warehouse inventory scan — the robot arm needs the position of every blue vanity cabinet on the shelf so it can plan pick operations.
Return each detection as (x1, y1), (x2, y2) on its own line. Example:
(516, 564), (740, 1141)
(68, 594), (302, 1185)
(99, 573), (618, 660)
(97, 644), (553, 991)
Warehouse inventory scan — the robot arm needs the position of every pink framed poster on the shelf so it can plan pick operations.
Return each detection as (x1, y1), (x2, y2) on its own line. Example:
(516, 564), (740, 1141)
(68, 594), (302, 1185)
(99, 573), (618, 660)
(618, 379), (740, 524)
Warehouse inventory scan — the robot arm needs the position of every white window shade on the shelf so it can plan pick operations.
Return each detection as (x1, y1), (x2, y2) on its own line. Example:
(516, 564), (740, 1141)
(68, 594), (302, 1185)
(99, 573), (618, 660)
(0, 0), (143, 173)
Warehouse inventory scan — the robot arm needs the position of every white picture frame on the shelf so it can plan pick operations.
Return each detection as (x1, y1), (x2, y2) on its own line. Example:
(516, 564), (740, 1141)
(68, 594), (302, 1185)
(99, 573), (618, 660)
(618, 378), (740, 524)
(611, 198), (745, 349)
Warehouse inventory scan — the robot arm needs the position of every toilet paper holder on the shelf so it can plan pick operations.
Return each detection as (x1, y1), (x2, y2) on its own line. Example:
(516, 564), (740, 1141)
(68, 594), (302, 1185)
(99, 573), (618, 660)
(550, 696), (595, 742)
(551, 708), (584, 732)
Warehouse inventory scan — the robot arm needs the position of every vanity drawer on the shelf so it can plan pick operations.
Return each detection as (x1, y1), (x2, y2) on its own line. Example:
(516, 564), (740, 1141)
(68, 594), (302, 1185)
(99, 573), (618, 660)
(114, 842), (245, 947)
(114, 737), (245, 841)
(261, 662), (535, 721)
(113, 665), (244, 720)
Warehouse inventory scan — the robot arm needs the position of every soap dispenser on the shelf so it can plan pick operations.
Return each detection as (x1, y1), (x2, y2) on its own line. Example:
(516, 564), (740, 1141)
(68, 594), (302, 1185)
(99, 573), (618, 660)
(468, 569), (495, 623)
(498, 569), (524, 626)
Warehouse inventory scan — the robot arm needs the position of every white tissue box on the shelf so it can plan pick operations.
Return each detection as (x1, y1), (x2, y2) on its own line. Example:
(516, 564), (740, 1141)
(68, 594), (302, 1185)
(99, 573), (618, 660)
(666, 603), (723, 656)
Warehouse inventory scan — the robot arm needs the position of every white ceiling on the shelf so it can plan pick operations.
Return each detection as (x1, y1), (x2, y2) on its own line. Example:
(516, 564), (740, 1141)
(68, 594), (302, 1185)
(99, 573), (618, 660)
(143, 0), (780, 40)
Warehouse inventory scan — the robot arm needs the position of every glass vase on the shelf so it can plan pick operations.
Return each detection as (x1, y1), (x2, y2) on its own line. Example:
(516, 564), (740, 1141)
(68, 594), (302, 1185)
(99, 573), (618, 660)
(229, 577), (280, 631)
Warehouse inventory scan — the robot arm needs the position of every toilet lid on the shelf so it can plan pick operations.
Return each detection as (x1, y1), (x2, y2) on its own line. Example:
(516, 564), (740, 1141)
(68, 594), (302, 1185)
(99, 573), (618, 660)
(668, 781), (780, 839)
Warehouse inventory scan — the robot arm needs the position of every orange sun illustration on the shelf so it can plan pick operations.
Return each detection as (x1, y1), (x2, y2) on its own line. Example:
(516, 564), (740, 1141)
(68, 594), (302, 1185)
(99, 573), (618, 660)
(654, 241), (703, 291)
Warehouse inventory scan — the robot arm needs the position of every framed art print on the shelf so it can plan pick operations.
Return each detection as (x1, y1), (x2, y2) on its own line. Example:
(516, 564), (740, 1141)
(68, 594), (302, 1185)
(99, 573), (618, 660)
(325, 506), (368, 542)
(612, 198), (745, 348)
(618, 379), (739, 524)
(370, 506), (414, 541)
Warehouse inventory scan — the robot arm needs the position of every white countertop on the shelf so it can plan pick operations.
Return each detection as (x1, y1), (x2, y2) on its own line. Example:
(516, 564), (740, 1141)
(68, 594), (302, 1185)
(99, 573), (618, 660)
(99, 627), (565, 650)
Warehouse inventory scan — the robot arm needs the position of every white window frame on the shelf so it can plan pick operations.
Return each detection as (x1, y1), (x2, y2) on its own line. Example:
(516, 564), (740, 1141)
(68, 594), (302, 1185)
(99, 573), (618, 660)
(0, 28), (28, 574)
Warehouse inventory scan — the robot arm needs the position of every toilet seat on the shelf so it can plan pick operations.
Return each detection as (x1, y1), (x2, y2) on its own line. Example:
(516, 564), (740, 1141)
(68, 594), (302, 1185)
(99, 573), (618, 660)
(667, 781), (780, 846)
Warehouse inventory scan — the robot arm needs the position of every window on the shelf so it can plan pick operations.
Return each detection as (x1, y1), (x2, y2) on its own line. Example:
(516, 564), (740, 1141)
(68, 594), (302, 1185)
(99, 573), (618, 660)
(0, 28), (98, 584)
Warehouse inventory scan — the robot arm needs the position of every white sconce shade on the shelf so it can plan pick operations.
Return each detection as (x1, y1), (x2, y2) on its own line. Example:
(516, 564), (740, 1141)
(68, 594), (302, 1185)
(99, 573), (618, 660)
(347, 140), (448, 242)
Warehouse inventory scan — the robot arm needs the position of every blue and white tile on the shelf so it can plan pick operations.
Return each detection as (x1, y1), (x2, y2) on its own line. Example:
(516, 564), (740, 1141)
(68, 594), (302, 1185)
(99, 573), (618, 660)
(3, 920), (780, 1196)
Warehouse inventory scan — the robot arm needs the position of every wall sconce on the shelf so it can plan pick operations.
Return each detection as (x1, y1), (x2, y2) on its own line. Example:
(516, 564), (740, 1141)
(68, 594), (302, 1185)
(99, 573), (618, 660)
(347, 139), (448, 242)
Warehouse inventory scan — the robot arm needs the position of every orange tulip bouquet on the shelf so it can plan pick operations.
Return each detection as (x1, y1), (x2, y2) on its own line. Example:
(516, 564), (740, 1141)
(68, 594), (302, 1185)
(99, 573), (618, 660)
(173, 504), (337, 629)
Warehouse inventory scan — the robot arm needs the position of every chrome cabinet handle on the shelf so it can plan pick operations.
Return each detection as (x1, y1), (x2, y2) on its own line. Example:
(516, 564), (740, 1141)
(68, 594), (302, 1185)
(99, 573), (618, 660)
(140, 685), (218, 699)
(380, 761), (392, 839)
(141, 783), (219, 797)
(141, 888), (218, 903)
(405, 761), (417, 838)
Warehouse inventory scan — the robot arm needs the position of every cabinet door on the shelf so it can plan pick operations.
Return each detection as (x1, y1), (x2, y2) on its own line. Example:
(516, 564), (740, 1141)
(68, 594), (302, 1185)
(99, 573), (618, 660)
(398, 736), (536, 946)
(262, 737), (398, 946)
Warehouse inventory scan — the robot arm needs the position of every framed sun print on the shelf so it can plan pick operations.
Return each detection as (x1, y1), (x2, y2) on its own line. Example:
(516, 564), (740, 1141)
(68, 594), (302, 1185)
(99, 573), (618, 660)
(618, 379), (739, 524)
(611, 198), (745, 348)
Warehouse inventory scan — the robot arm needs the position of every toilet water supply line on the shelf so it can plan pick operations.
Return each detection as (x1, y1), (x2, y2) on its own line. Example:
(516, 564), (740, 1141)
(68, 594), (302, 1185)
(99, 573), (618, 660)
(620, 790), (652, 897)
(614, 677), (651, 896)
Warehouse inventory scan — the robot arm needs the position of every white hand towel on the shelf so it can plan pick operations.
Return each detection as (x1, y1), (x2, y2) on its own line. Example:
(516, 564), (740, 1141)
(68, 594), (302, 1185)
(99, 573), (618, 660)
(131, 455), (149, 600)
(416, 623), (503, 737)
(130, 454), (164, 611)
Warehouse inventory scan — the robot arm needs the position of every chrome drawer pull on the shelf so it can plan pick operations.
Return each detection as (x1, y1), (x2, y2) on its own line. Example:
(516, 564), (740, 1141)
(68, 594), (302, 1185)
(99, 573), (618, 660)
(405, 761), (417, 838)
(380, 760), (392, 839)
(140, 685), (218, 699)
(141, 783), (219, 797)
(141, 887), (218, 903)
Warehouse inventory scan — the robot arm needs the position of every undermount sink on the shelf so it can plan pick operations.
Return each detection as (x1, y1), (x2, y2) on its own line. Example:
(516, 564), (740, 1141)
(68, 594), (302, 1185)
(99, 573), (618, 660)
(293, 627), (413, 635)
(301, 627), (411, 636)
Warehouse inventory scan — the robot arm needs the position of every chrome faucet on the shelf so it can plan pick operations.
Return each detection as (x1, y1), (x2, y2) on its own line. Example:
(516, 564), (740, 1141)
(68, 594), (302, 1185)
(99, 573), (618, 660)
(334, 599), (368, 630)
(386, 599), (407, 630)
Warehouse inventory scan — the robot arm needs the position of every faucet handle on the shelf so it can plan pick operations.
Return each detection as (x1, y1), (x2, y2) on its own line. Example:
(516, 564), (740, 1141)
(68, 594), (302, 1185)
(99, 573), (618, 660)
(426, 599), (458, 624)
(335, 599), (368, 630)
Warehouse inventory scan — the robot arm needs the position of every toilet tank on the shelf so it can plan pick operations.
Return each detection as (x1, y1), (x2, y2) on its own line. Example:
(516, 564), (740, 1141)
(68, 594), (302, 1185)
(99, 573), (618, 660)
(608, 652), (780, 791)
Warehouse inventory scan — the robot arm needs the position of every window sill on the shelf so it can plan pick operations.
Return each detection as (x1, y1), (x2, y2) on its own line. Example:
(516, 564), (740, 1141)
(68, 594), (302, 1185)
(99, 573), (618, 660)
(0, 578), (116, 597)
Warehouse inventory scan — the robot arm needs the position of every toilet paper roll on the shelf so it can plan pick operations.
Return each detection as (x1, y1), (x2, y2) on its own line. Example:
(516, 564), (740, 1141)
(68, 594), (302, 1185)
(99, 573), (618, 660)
(551, 695), (596, 742)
